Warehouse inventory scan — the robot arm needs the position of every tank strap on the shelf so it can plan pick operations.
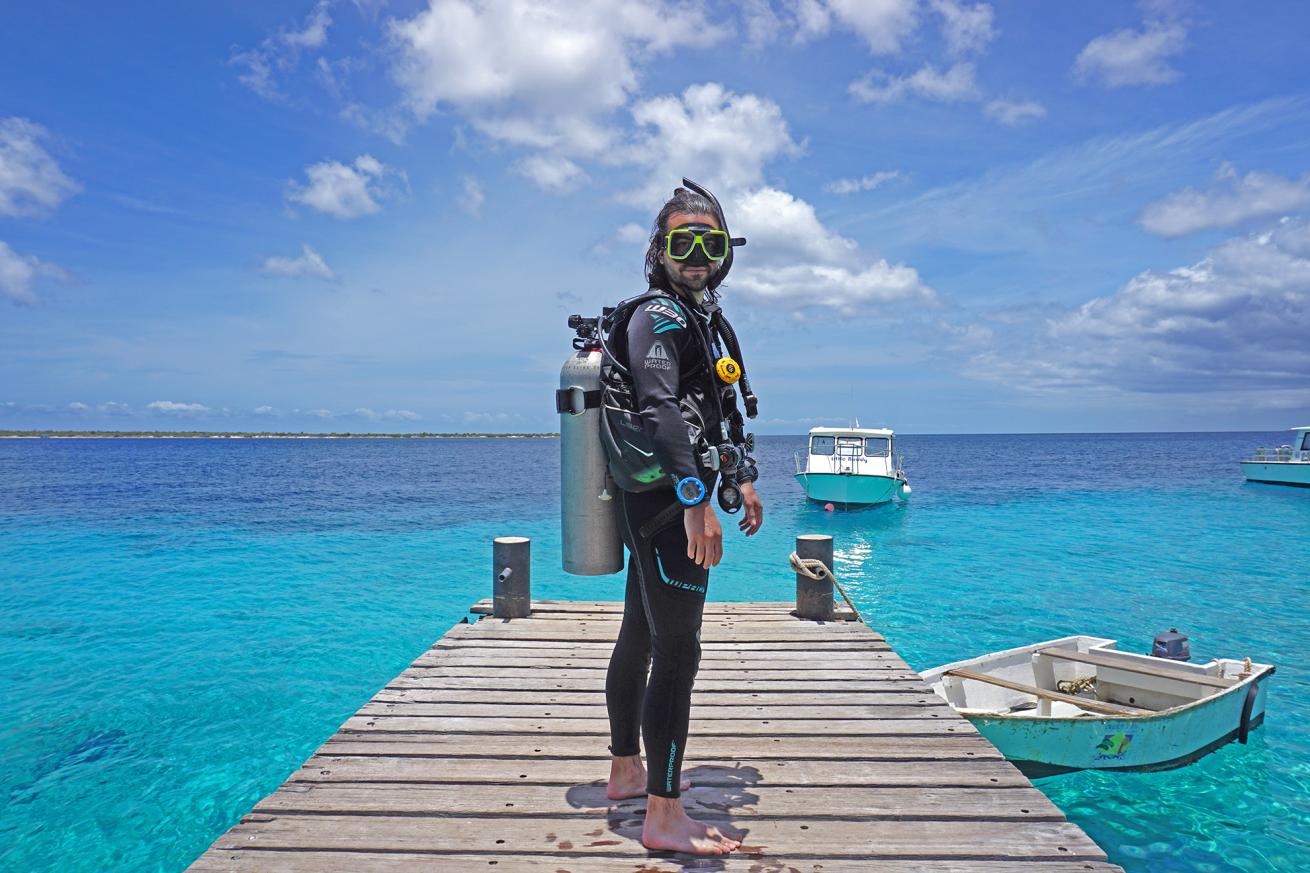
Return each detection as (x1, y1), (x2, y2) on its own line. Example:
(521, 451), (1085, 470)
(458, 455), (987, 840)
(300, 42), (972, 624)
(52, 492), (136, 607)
(555, 387), (601, 415)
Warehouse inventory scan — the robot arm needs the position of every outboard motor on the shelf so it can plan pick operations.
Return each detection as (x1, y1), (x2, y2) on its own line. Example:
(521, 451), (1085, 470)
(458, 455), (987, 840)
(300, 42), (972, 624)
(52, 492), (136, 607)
(1151, 628), (1191, 662)
(557, 315), (624, 576)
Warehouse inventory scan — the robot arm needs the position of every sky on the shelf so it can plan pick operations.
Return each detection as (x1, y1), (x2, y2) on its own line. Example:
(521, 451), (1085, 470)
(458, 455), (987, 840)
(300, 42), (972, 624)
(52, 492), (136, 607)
(2, 0), (1309, 434)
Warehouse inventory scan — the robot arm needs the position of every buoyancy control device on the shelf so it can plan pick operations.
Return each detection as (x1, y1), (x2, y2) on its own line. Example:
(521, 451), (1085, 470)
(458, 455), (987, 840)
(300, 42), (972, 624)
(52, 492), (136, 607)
(557, 297), (759, 575)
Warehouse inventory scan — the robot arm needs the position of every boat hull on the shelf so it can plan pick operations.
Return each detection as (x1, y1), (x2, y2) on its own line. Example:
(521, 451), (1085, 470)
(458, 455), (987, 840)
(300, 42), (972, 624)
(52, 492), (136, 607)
(1241, 461), (1310, 488)
(795, 472), (902, 507)
(963, 673), (1270, 773)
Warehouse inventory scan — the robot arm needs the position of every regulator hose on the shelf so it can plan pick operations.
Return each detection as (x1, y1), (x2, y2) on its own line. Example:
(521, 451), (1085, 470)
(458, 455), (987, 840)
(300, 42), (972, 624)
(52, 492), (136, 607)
(712, 311), (758, 419)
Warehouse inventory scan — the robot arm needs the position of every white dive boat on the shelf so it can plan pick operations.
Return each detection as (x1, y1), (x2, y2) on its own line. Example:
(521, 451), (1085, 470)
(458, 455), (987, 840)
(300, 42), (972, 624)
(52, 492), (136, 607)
(794, 426), (910, 508)
(1241, 426), (1310, 488)
(920, 635), (1274, 775)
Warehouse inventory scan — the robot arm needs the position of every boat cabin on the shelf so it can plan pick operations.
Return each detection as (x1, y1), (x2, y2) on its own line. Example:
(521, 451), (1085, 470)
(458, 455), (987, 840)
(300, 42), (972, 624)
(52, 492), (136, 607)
(804, 427), (895, 475)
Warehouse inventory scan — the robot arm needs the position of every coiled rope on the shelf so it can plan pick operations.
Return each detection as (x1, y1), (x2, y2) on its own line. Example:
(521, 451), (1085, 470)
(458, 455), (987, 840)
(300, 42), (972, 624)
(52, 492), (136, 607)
(788, 552), (864, 623)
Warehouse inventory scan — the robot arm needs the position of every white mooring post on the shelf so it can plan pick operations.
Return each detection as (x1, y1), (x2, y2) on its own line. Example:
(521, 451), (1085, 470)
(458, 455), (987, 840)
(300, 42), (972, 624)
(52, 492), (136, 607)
(492, 536), (531, 619)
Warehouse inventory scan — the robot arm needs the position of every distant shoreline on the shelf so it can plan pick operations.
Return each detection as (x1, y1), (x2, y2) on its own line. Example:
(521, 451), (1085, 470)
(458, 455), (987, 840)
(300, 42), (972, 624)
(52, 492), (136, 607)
(0, 431), (559, 439)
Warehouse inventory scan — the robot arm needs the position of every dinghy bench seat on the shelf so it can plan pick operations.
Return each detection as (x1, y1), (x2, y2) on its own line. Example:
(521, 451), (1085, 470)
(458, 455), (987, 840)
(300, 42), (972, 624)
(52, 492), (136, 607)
(1034, 647), (1232, 709)
(943, 667), (1150, 716)
(1034, 648), (1233, 687)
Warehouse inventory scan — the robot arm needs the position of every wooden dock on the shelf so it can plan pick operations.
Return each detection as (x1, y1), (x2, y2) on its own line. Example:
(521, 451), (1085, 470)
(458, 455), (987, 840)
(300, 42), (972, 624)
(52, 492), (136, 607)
(188, 599), (1124, 872)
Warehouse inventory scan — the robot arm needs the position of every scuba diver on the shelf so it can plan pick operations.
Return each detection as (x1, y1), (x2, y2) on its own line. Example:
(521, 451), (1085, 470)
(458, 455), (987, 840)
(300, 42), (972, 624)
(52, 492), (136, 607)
(599, 180), (763, 855)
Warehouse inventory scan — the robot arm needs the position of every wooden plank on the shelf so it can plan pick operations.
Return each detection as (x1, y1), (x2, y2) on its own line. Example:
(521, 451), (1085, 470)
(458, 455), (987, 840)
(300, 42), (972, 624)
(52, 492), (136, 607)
(1035, 647), (1235, 688)
(211, 814), (1109, 861)
(471, 598), (796, 613)
(427, 645), (901, 660)
(297, 749), (1021, 776)
(437, 637), (890, 650)
(255, 782), (1069, 820)
(400, 666), (926, 680)
(385, 675), (933, 693)
(373, 689), (937, 706)
(338, 716), (977, 736)
(316, 727), (996, 756)
(417, 649), (905, 666)
(455, 616), (875, 637)
(356, 702), (951, 719)
(192, 851), (1124, 872)
(945, 669), (1151, 716)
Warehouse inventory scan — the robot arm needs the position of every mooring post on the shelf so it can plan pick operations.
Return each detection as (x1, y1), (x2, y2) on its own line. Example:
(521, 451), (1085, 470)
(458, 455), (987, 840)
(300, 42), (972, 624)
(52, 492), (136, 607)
(493, 536), (531, 619)
(795, 533), (834, 620)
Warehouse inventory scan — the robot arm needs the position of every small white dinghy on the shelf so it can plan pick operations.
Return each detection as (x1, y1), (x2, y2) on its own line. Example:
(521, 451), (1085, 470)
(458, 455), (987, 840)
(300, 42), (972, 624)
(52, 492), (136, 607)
(920, 634), (1274, 775)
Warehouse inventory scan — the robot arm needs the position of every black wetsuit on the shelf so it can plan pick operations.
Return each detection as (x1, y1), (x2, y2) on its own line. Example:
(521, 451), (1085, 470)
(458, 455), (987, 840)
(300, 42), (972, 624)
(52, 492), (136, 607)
(604, 292), (723, 798)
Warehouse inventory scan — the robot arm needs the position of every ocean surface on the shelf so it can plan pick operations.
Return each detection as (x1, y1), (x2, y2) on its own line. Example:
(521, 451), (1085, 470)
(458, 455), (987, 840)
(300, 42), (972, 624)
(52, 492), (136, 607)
(1, 432), (1307, 872)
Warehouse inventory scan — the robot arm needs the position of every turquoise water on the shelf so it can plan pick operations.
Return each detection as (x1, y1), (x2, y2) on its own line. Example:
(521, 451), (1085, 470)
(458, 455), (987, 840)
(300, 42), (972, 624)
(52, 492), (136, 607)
(1, 433), (1306, 872)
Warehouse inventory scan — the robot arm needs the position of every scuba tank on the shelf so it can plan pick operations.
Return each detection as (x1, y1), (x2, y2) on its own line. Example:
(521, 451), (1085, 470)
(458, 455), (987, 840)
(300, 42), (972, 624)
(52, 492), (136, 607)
(556, 316), (624, 576)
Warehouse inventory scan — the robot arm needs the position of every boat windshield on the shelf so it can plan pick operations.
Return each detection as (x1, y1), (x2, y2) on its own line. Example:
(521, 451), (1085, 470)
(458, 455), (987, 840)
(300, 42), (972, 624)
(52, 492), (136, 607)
(865, 437), (890, 457)
(810, 435), (835, 455)
(836, 437), (864, 456)
(1302, 432), (1310, 452)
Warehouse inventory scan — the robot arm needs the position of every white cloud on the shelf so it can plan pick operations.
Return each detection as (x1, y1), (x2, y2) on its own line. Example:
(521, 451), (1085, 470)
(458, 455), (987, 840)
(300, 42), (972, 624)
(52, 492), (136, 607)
(254, 405), (279, 415)
(826, 170), (903, 194)
(513, 154), (586, 192)
(230, 1), (333, 100)
(729, 187), (935, 313)
(0, 117), (80, 218)
(98, 401), (130, 415)
(741, 0), (783, 48)
(287, 154), (396, 218)
(384, 408), (420, 421)
(387, 0), (725, 161)
(459, 175), (484, 216)
(968, 219), (1310, 393)
(850, 63), (980, 104)
(847, 98), (1298, 254)
(147, 400), (210, 413)
(615, 222), (648, 244)
(283, 1), (332, 49)
(984, 98), (1046, 126)
(68, 402), (88, 412)
(260, 243), (336, 281)
(1074, 23), (1186, 88)
(1139, 164), (1310, 237)
(0, 240), (69, 305)
(622, 83), (801, 206)
(931, 0), (995, 56)
(823, 0), (920, 55)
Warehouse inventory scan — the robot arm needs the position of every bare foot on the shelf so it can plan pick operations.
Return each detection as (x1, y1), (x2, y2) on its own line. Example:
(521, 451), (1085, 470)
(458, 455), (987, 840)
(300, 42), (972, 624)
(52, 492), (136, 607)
(607, 754), (691, 800)
(642, 794), (741, 855)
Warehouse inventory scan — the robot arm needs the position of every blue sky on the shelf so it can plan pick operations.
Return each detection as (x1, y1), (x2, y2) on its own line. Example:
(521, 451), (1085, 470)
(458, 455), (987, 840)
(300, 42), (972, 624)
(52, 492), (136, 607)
(2, 0), (1308, 433)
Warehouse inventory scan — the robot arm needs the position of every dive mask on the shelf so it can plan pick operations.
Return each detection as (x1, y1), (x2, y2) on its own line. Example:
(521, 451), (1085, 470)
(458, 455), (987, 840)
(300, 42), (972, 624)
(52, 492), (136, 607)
(665, 224), (730, 263)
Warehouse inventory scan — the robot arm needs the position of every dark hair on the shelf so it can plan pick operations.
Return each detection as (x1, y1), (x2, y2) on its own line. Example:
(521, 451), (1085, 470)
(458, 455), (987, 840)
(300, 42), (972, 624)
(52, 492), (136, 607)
(644, 187), (718, 291)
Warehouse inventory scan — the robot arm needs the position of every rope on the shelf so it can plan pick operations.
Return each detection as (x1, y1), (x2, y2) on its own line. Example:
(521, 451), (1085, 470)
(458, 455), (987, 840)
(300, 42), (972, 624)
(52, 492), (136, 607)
(788, 552), (864, 623)
(1057, 675), (1097, 695)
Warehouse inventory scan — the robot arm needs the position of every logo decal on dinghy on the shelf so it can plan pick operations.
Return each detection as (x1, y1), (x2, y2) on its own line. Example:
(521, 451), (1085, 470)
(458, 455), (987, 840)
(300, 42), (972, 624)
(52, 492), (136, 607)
(1093, 732), (1133, 759)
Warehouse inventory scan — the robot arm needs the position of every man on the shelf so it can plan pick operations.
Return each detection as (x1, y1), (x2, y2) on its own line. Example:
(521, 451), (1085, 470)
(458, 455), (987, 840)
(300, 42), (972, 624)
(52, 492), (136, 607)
(600, 183), (763, 856)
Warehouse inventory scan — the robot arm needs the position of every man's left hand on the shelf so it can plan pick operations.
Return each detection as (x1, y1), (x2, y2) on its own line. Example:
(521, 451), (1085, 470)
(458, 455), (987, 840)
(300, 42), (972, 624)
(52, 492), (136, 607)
(737, 481), (764, 536)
